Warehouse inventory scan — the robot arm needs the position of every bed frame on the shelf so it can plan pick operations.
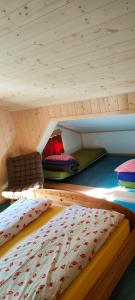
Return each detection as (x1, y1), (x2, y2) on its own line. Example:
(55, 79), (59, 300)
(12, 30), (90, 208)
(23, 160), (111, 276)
(33, 187), (135, 300)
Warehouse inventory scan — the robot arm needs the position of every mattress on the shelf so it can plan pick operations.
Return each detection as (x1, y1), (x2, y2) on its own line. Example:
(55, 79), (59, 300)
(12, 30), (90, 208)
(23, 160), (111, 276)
(44, 148), (106, 180)
(0, 206), (63, 258)
(73, 148), (106, 169)
(0, 206), (129, 300)
(44, 169), (70, 180)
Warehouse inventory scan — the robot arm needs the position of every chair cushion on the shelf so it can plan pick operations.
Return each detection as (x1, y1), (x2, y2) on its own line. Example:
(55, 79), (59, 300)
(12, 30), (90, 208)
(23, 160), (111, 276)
(7, 152), (44, 189)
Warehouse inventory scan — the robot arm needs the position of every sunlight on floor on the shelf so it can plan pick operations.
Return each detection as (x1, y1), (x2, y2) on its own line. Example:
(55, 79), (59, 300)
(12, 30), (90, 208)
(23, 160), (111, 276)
(83, 186), (135, 203)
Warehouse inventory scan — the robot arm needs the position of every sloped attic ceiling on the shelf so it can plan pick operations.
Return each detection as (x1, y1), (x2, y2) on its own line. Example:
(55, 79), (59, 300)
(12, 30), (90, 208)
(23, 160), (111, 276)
(0, 0), (135, 111)
(58, 113), (135, 132)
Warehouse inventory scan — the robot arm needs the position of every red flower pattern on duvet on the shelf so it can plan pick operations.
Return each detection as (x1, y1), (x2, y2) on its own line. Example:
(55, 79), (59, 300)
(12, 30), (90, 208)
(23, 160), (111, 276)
(0, 205), (124, 299)
(0, 198), (51, 247)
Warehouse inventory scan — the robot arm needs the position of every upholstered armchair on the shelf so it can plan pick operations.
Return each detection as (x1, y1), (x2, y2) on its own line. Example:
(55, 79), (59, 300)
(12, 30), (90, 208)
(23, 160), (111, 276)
(2, 152), (44, 200)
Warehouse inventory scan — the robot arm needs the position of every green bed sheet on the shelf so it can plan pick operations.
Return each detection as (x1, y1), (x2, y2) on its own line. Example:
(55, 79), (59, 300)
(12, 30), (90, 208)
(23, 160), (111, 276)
(118, 180), (135, 189)
(72, 148), (106, 169)
(44, 148), (106, 180)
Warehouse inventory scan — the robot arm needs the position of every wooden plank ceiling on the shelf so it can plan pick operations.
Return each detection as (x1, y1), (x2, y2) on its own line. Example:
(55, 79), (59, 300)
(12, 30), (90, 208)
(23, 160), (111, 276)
(0, 0), (135, 111)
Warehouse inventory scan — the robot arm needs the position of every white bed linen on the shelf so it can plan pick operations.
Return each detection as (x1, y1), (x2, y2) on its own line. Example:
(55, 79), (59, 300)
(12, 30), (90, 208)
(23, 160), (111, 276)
(0, 198), (51, 246)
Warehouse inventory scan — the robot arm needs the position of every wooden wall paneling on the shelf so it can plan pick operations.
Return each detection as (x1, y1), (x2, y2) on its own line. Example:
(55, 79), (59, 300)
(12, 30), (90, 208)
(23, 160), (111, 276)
(0, 111), (14, 151)
(107, 96), (119, 112)
(47, 93), (135, 120)
(24, 110), (41, 149)
(48, 104), (60, 118)
(13, 110), (32, 152)
(89, 99), (101, 114)
(53, 105), (62, 118)
(29, 108), (49, 148)
(33, 107), (58, 152)
(60, 104), (69, 118)
(99, 98), (110, 113)
(12, 107), (51, 154)
(47, 105), (57, 118)
(128, 92), (135, 109)
(74, 101), (92, 115)
(20, 110), (34, 149)
(98, 95), (124, 113)
(12, 111), (25, 151)
(65, 102), (76, 117)
(47, 102), (78, 120)
(0, 109), (19, 200)
(81, 100), (92, 114)
(117, 94), (129, 110)
(74, 101), (86, 115)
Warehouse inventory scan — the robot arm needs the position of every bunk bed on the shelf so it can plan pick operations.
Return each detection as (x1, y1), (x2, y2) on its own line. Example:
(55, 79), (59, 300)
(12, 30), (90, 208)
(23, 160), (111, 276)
(0, 189), (135, 300)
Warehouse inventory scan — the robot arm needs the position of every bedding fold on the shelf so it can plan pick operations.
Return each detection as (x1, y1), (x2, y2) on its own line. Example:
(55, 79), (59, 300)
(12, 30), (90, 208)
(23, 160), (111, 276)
(0, 198), (51, 247)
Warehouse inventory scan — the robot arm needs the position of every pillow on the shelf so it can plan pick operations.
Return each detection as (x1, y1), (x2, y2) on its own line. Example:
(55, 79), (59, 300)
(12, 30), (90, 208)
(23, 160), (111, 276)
(44, 153), (78, 163)
(42, 153), (79, 172)
(0, 198), (51, 246)
(117, 172), (135, 182)
(115, 159), (135, 173)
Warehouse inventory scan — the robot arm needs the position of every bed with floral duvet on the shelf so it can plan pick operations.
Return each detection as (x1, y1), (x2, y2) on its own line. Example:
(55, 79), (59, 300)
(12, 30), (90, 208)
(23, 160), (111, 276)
(0, 189), (135, 300)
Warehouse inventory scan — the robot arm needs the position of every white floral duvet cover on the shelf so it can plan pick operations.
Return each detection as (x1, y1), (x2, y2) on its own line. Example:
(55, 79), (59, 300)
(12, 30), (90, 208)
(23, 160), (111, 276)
(0, 204), (124, 300)
(0, 198), (51, 246)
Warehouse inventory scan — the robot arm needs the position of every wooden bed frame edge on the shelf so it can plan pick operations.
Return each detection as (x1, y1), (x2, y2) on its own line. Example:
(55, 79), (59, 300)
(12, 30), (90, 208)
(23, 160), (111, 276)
(34, 188), (135, 229)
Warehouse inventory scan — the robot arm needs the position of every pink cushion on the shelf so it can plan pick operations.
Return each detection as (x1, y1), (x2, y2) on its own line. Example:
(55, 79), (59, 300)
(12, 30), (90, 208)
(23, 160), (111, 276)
(115, 159), (135, 173)
(45, 153), (76, 162)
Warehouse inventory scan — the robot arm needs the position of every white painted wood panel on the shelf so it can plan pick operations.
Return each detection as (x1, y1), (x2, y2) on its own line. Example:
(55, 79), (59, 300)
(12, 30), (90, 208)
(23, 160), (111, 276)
(82, 131), (135, 154)
(58, 126), (82, 153)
